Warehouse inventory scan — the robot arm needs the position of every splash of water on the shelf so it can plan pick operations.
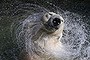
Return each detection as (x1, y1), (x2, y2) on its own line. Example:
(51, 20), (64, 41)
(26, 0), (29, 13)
(1, 2), (90, 60)
(61, 11), (90, 60)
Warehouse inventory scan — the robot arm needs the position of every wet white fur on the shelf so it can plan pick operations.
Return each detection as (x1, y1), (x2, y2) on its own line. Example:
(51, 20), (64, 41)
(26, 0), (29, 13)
(20, 12), (65, 60)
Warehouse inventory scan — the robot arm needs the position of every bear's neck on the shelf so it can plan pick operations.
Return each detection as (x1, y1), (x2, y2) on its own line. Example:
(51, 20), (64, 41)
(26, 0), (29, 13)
(32, 33), (63, 59)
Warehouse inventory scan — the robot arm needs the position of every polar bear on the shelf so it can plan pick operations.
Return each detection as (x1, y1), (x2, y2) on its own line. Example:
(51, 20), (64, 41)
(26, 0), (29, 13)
(19, 12), (64, 60)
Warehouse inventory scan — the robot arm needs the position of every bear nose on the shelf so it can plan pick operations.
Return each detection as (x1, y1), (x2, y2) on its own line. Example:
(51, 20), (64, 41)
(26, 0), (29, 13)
(52, 18), (61, 27)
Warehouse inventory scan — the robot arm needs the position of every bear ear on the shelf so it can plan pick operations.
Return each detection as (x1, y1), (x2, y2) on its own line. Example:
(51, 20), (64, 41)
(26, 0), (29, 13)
(45, 13), (50, 19)
(42, 13), (51, 24)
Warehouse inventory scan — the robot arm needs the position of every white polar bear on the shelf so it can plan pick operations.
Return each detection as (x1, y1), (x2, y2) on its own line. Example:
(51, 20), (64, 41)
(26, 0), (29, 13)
(19, 12), (65, 60)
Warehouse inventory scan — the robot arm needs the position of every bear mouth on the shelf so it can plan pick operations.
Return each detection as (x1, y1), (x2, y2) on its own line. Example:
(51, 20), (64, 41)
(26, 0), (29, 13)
(44, 17), (61, 33)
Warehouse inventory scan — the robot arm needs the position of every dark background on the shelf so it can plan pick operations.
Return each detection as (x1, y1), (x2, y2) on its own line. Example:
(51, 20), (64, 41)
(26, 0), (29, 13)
(0, 0), (90, 16)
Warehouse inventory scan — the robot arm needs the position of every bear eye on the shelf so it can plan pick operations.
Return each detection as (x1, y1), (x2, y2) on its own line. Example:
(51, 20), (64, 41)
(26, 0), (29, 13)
(49, 13), (53, 15)
(61, 20), (64, 22)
